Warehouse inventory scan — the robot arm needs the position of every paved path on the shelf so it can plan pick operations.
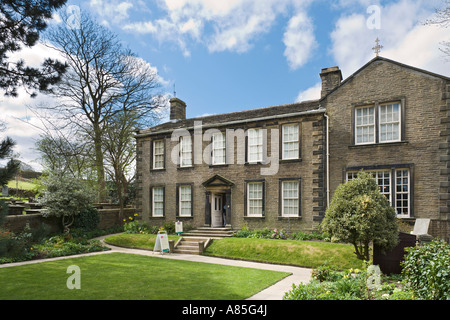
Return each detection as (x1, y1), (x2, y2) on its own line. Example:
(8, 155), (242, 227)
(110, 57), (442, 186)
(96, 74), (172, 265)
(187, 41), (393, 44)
(0, 235), (313, 300)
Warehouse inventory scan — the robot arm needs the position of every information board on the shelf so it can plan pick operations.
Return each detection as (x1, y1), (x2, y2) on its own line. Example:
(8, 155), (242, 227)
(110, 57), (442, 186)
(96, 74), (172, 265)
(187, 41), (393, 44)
(153, 231), (170, 253)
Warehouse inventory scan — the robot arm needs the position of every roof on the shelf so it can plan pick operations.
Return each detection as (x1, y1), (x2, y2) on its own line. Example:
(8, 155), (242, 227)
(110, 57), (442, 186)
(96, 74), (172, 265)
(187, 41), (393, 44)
(319, 56), (450, 101)
(136, 99), (322, 137)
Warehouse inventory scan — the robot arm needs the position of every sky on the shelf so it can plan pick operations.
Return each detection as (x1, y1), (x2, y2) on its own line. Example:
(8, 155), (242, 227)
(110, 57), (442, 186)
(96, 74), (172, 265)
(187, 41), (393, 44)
(1, 0), (449, 171)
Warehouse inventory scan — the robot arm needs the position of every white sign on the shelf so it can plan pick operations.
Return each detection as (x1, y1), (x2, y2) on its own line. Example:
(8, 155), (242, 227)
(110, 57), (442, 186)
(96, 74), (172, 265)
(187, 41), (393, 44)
(154, 231), (170, 253)
(175, 221), (183, 234)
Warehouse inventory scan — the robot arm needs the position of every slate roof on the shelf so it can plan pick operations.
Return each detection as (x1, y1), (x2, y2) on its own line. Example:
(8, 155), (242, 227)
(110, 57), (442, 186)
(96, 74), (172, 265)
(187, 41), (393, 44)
(136, 99), (322, 137)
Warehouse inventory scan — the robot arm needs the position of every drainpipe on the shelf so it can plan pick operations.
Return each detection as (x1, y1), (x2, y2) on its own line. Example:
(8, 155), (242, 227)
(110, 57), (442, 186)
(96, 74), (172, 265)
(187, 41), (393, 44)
(324, 113), (330, 207)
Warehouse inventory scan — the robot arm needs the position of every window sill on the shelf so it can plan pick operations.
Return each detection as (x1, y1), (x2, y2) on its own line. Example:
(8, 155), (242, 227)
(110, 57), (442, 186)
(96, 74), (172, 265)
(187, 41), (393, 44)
(280, 158), (302, 163)
(244, 216), (265, 220)
(278, 216), (302, 220)
(150, 168), (166, 172)
(177, 165), (195, 170)
(349, 141), (408, 149)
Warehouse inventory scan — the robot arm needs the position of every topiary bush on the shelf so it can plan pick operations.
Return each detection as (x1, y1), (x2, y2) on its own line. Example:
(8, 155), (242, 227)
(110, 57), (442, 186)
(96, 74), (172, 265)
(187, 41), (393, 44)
(320, 171), (399, 261)
(401, 239), (450, 300)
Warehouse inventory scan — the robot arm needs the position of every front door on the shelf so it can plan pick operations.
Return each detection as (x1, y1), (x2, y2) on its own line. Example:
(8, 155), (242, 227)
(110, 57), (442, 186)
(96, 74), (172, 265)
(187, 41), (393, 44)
(211, 193), (224, 227)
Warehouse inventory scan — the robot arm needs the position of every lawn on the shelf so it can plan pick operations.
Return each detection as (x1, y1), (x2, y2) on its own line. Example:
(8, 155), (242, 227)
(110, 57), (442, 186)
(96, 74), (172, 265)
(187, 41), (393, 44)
(105, 234), (363, 270)
(0, 252), (290, 300)
(204, 238), (363, 270)
(105, 233), (180, 250)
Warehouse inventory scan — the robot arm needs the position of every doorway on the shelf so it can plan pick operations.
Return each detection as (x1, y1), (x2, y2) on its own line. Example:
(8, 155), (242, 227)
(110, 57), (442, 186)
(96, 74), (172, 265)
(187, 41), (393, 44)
(211, 193), (225, 227)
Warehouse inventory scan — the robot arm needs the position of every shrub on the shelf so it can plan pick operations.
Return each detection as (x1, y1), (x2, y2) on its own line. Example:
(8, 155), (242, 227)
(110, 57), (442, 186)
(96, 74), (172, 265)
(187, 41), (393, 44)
(401, 239), (450, 300)
(72, 206), (100, 233)
(320, 171), (398, 261)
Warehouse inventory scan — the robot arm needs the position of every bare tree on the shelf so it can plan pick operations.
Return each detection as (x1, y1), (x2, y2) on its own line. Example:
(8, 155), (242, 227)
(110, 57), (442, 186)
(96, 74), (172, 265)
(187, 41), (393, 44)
(42, 12), (165, 202)
(425, 0), (450, 58)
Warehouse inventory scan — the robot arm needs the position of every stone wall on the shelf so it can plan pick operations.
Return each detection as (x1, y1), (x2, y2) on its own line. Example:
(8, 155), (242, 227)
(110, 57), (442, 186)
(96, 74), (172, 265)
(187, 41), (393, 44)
(136, 112), (325, 233)
(324, 59), (449, 228)
(3, 207), (135, 234)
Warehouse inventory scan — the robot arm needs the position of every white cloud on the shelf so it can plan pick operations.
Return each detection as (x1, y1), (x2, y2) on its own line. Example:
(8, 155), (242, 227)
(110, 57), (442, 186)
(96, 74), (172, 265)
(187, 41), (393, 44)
(122, 0), (316, 66)
(283, 11), (318, 69)
(329, 0), (450, 78)
(295, 82), (321, 102)
(89, 0), (134, 26)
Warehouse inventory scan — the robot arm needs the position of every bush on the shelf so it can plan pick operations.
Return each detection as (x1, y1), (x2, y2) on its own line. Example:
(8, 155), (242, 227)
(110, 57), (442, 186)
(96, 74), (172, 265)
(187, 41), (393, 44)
(402, 239), (450, 300)
(320, 171), (398, 261)
(72, 206), (100, 233)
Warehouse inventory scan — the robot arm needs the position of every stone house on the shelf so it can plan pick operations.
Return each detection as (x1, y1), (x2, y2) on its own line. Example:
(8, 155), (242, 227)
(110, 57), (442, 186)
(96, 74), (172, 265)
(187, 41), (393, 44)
(135, 56), (450, 240)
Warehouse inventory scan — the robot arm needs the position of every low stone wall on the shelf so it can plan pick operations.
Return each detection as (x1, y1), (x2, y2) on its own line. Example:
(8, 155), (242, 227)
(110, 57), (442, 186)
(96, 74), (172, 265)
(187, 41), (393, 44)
(3, 207), (136, 234)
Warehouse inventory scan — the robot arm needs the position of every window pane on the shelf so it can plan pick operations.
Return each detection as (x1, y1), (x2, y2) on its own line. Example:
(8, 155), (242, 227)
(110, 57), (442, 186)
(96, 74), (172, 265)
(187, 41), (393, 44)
(355, 106), (375, 144)
(179, 186), (192, 216)
(212, 133), (226, 165)
(283, 124), (299, 159)
(180, 136), (192, 167)
(282, 181), (299, 217)
(379, 103), (400, 142)
(395, 169), (409, 216)
(152, 187), (164, 217)
(153, 140), (164, 169)
(248, 129), (263, 162)
(248, 182), (263, 216)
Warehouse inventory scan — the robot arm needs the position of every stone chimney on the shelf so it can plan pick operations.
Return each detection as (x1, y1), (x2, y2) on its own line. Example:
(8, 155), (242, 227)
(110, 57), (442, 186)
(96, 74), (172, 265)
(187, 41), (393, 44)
(320, 66), (342, 98)
(169, 97), (186, 121)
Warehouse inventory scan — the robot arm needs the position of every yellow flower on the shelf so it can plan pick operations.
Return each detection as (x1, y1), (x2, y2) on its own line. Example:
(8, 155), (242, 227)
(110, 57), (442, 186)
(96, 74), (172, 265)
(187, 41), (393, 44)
(129, 216), (133, 220)
(134, 213), (138, 216)
(123, 219), (126, 222)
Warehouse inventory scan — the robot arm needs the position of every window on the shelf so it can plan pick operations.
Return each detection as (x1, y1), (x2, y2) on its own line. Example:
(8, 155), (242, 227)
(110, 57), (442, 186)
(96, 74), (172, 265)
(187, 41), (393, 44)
(180, 136), (192, 167)
(379, 103), (400, 143)
(248, 128), (263, 163)
(282, 124), (299, 160)
(395, 169), (410, 217)
(347, 168), (410, 217)
(212, 132), (226, 165)
(281, 180), (300, 217)
(355, 106), (375, 144)
(152, 187), (164, 217)
(247, 181), (264, 217)
(354, 101), (402, 145)
(152, 140), (164, 169)
(178, 185), (192, 217)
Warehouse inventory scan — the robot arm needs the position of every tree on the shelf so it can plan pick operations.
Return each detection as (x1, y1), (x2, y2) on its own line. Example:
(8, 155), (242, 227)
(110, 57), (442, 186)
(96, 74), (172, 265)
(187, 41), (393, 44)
(0, 119), (19, 186)
(0, 0), (67, 97)
(39, 172), (94, 234)
(43, 12), (164, 202)
(425, 0), (450, 58)
(321, 171), (399, 261)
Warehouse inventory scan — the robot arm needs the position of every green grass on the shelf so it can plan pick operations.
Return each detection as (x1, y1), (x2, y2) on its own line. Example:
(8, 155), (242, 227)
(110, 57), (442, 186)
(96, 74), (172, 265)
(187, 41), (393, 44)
(0, 252), (290, 300)
(105, 233), (180, 250)
(105, 234), (363, 270)
(204, 238), (363, 270)
(7, 180), (37, 190)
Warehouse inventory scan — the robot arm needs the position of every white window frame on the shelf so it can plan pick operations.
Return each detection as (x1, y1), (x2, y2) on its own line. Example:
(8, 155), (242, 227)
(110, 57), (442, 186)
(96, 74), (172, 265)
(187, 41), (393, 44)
(282, 123), (299, 160)
(248, 128), (263, 163)
(379, 102), (401, 143)
(247, 182), (263, 217)
(179, 185), (192, 217)
(347, 168), (410, 218)
(355, 106), (375, 145)
(281, 180), (300, 217)
(152, 187), (164, 217)
(212, 132), (226, 165)
(395, 169), (410, 217)
(152, 140), (164, 169)
(180, 135), (193, 167)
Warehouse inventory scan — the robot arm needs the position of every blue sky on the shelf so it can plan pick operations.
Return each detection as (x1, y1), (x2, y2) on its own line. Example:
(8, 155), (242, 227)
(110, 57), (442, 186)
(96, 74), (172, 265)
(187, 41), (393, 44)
(1, 0), (450, 170)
